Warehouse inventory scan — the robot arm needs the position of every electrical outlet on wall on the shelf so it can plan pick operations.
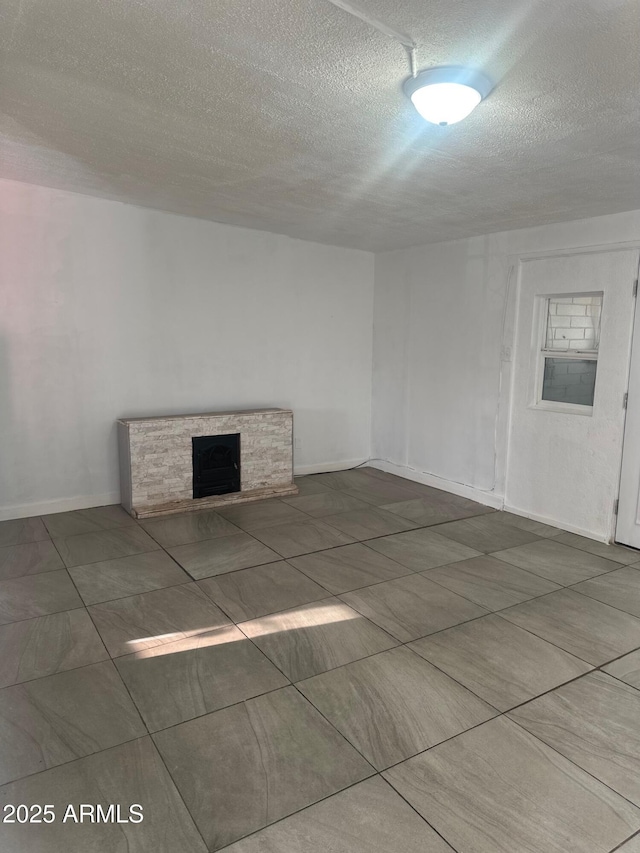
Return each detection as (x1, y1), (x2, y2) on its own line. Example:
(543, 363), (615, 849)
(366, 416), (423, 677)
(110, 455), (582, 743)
(294, 437), (302, 450)
(500, 345), (513, 362)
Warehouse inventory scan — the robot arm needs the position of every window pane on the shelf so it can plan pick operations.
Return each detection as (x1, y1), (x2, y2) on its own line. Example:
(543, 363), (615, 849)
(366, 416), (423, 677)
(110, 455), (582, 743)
(545, 294), (602, 351)
(542, 358), (597, 406)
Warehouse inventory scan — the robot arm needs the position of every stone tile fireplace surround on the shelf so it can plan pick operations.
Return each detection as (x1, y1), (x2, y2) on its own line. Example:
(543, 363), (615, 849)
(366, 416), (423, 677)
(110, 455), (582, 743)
(118, 408), (297, 518)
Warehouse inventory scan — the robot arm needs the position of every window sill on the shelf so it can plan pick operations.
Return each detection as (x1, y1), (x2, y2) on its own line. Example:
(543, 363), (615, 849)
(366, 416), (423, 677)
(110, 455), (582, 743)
(529, 400), (594, 417)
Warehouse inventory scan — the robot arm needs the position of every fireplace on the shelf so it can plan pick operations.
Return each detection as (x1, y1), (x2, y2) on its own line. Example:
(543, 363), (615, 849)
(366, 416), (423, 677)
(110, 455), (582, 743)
(192, 434), (240, 498)
(118, 408), (296, 517)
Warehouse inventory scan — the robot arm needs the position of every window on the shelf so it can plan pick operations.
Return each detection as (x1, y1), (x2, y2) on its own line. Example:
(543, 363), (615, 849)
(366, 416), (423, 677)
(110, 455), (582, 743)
(538, 293), (602, 409)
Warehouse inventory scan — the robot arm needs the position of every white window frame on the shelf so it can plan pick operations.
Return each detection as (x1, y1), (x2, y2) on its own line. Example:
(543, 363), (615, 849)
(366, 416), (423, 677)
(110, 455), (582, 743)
(531, 291), (603, 416)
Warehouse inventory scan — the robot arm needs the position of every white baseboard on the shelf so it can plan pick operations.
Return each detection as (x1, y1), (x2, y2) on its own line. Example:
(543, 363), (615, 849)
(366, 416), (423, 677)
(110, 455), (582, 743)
(0, 492), (122, 521)
(294, 458), (370, 476)
(503, 503), (609, 543)
(367, 460), (504, 509)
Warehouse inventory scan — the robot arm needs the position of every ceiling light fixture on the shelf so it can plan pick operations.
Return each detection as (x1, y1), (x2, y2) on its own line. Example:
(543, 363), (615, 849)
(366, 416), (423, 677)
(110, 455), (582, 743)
(325, 0), (493, 126)
(403, 66), (493, 126)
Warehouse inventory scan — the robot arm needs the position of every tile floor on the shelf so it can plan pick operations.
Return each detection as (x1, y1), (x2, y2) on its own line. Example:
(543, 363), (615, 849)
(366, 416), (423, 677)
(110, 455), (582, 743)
(1, 466), (640, 852)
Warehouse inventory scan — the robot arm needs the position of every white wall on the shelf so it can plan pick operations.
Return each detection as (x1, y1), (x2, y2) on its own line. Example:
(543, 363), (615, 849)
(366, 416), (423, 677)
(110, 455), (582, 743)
(0, 179), (374, 519)
(372, 210), (640, 536)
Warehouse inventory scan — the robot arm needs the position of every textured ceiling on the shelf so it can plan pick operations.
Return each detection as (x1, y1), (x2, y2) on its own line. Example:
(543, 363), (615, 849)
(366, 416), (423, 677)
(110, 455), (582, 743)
(1, 0), (639, 250)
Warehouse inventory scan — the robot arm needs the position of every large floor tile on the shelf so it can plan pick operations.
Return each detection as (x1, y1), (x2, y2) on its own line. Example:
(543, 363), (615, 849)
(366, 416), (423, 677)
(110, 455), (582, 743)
(292, 476), (334, 496)
(366, 527), (481, 571)
(42, 505), (135, 538)
(153, 686), (373, 851)
(54, 525), (160, 568)
(169, 532), (281, 578)
(221, 776), (454, 853)
(555, 531), (640, 564)
(384, 716), (640, 853)
(433, 515), (542, 552)
(0, 571), (83, 625)
(282, 491), (371, 518)
(289, 543), (412, 594)
(362, 468), (418, 485)
(341, 574), (487, 643)
(0, 737), (207, 853)
(140, 509), (241, 547)
(0, 540), (64, 581)
(88, 582), (232, 657)
(385, 479), (469, 501)
(425, 554), (560, 611)
(365, 473), (453, 499)
(68, 550), (190, 605)
(322, 507), (419, 540)
(298, 646), (495, 769)
(310, 469), (383, 492)
(218, 499), (310, 530)
(618, 832), (640, 852)
(116, 630), (288, 730)
(493, 538), (619, 585)
(249, 519), (356, 558)
(411, 614), (591, 711)
(0, 516), (49, 548)
(0, 660), (145, 785)
(239, 597), (397, 680)
(198, 561), (326, 622)
(342, 481), (424, 507)
(572, 566), (640, 617)
(493, 511), (564, 538)
(0, 609), (108, 689)
(500, 588), (640, 664)
(604, 649), (640, 688)
(510, 671), (640, 806)
(382, 495), (493, 527)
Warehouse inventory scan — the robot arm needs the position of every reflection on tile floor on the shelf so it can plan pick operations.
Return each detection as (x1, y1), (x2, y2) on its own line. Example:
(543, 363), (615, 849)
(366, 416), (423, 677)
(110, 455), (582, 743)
(1, 466), (640, 853)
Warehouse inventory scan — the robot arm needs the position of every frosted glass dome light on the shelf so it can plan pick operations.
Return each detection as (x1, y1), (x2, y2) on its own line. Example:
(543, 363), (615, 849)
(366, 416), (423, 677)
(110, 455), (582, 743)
(404, 66), (493, 126)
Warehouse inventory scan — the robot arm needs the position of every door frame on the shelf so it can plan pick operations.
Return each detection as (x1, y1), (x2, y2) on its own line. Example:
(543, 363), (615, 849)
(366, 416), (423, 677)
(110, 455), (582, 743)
(614, 256), (640, 546)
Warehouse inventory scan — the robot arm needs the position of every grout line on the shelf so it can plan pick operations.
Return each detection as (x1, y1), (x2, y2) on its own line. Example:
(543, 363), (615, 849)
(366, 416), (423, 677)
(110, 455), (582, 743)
(0, 734), (144, 784)
(285, 554), (416, 596)
(499, 667), (599, 714)
(377, 709), (503, 775)
(506, 714), (640, 816)
(375, 775), (466, 853)
(50, 541), (141, 717)
(210, 772), (462, 853)
(569, 665), (640, 697)
(484, 546), (624, 582)
(595, 667), (640, 694)
(57, 543), (162, 570)
(551, 533), (640, 565)
(567, 577), (640, 620)
(145, 734), (211, 851)
(609, 829), (640, 853)
(142, 679), (294, 737)
(72, 576), (193, 608)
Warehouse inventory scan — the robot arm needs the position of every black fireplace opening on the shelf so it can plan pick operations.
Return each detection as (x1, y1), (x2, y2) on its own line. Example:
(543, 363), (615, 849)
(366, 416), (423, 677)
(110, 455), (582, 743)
(192, 434), (241, 499)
